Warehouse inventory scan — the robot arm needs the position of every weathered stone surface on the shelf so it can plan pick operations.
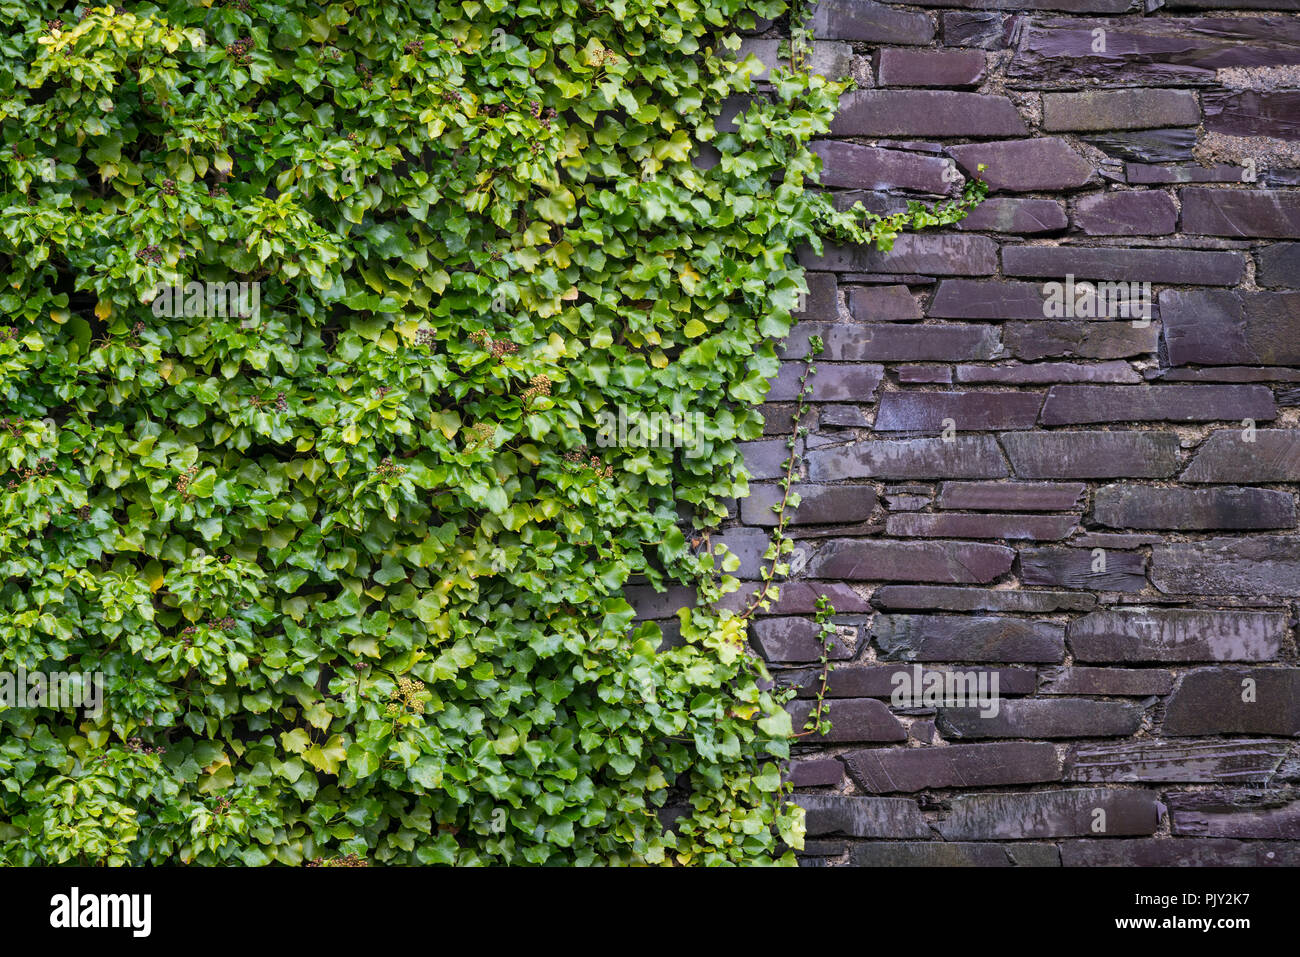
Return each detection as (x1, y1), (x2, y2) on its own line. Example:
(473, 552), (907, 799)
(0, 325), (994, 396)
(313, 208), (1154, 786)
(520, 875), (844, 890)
(849, 842), (1061, 866)
(1019, 547), (1147, 592)
(1182, 430), (1300, 482)
(939, 699), (1145, 738)
(898, 365), (953, 384)
(1043, 89), (1201, 131)
(956, 361), (1139, 384)
(741, 484), (877, 526)
(1002, 245), (1245, 285)
(873, 614), (1066, 662)
(844, 742), (1061, 793)
(947, 138), (1094, 192)
(819, 406), (872, 428)
(1204, 89), (1300, 139)
(802, 234), (999, 275)
(1151, 537), (1300, 596)
(752, 616), (855, 663)
(953, 198), (1069, 234)
(1040, 384), (1276, 424)
(797, 794), (930, 837)
(1124, 162), (1245, 185)
(886, 512), (1079, 540)
(830, 90), (1029, 137)
(805, 538), (1015, 581)
(1008, 16), (1300, 87)
(808, 436), (1009, 480)
(874, 392), (1044, 432)
(873, 584), (1095, 612)
(738, 439), (791, 480)
(791, 663), (1038, 698)
(1066, 739), (1291, 783)
(812, 0), (936, 44)
(796, 272), (839, 321)
(1257, 243), (1300, 287)
(784, 322), (1001, 360)
(715, 526), (793, 579)
(1003, 321), (1160, 360)
(1164, 667), (1300, 734)
(1068, 608), (1289, 662)
(1182, 188), (1300, 238)
(812, 141), (955, 193)
(888, 0), (1132, 7)
(1194, 790), (1300, 846)
(942, 11), (1011, 48)
(1161, 289), (1300, 365)
(765, 360), (883, 402)
(928, 279), (1052, 319)
(1002, 431), (1182, 478)
(1168, 789), (1300, 838)
(1060, 838), (1300, 866)
(787, 698), (908, 742)
(1083, 129), (1197, 164)
(627, 584), (697, 620)
(848, 284), (922, 321)
(717, 580), (872, 616)
(877, 47), (986, 86)
(787, 758), (845, 788)
(938, 481), (1085, 511)
(1041, 667), (1174, 696)
(1074, 191), (1177, 236)
(1092, 485), (1295, 530)
(937, 788), (1161, 839)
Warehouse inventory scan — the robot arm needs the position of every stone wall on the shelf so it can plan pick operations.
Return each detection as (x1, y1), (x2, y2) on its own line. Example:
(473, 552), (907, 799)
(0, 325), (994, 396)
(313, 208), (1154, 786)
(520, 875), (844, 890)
(637, 0), (1300, 865)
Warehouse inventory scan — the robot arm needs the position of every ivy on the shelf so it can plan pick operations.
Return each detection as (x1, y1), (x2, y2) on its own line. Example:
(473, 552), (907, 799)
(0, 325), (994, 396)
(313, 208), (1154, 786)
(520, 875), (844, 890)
(0, 0), (981, 866)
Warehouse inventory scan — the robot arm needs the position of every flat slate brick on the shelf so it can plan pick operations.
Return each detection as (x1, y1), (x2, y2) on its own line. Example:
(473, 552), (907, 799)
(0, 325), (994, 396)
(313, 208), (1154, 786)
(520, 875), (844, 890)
(1002, 431), (1182, 478)
(1041, 667), (1174, 696)
(787, 698), (907, 743)
(886, 512), (1079, 540)
(873, 614), (1066, 662)
(787, 758), (845, 788)
(938, 481), (1085, 511)
(808, 436), (1009, 480)
(1066, 739), (1291, 783)
(1168, 789), (1300, 839)
(1009, 16), (1300, 87)
(937, 788), (1161, 839)
(1092, 485), (1295, 530)
(872, 584), (1096, 612)
(1181, 188), (1300, 238)
(741, 483), (877, 525)
(953, 198), (1069, 234)
(1161, 289), (1300, 365)
(1003, 321), (1160, 360)
(1040, 384), (1276, 424)
(1068, 608), (1288, 662)
(1019, 546), (1148, 592)
(1182, 430), (1300, 482)
(947, 138), (1094, 192)
(943, 11), (1011, 48)
(877, 47), (986, 86)
(805, 538), (1015, 581)
(798, 794), (930, 837)
(1074, 191), (1178, 236)
(929, 279), (1056, 320)
(1151, 536), (1300, 596)
(1002, 245), (1245, 285)
(752, 616), (856, 663)
(1043, 89), (1201, 131)
(939, 699), (1145, 738)
(812, 141), (955, 193)
(1061, 838), (1300, 866)
(956, 361), (1139, 384)
(1203, 89), (1300, 139)
(803, 234), (999, 275)
(844, 742), (1061, 793)
(1163, 667), (1300, 735)
(830, 90), (1029, 137)
(1257, 243), (1300, 287)
(791, 663), (1038, 698)
(1083, 129), (1197, 164)
(784, 322), (1000, 361)
(874, 391), (1044, 432)
(765, 360), (883, 401)
(848, 284), (922, 321)
(849, 842), (1061, 866)
(812, 0), (936, 43)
